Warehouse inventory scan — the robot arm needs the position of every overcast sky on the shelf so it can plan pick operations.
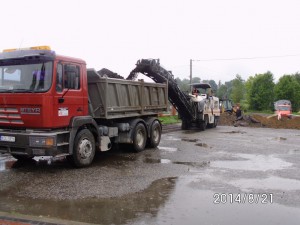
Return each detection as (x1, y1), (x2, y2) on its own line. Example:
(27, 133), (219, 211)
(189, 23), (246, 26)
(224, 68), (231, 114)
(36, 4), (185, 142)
(1, 0), (300, 83)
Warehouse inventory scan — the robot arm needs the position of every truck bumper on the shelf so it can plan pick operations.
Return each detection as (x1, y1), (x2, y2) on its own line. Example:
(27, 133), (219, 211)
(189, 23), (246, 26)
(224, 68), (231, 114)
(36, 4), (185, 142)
(0, 129), (69, 157)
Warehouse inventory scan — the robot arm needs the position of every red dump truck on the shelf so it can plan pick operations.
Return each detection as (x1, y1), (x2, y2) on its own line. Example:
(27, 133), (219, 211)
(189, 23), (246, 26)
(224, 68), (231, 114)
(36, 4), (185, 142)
(0, 46), (168, 167)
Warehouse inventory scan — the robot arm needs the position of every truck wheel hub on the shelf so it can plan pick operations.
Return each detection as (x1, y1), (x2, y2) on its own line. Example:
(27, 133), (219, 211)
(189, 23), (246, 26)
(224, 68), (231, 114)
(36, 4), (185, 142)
(78, 139), (92, 159)
(153, 128), (159, 142)
(136, 130), (145, 147)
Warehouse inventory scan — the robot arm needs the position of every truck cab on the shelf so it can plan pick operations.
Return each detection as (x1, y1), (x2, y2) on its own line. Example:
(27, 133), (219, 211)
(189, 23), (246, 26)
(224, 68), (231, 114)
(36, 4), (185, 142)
(0, 46), (167, 167)
(0, 46), (90, 162)
(0, 46), (88, 129)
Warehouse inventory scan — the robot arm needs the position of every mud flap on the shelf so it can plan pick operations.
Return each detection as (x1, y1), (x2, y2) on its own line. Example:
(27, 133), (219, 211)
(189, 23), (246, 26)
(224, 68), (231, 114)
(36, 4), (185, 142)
(99, 136), (112, 151)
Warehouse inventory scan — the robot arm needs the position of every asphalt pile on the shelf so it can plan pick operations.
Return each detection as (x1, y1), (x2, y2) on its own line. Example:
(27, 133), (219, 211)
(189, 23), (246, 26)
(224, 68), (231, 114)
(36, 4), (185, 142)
(219, 112), (300, 129)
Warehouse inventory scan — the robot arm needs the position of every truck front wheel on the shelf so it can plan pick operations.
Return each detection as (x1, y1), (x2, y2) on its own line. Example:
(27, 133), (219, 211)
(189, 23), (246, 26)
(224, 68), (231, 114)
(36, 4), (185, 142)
(199, 116), (208, 131)
(72, 129), (95, 167)
(133, 123), (147, 152)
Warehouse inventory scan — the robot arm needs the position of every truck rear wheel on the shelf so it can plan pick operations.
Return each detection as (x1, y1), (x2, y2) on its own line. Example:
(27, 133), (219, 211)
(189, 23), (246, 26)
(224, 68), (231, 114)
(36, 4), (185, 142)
(213, 117), (218, 128)
(148, 120), (162, 148)
(72, 129), (95, 167)
(181, 119), (190, 130)
(200, 116), (208, 131)
(133, 123), (147, 152)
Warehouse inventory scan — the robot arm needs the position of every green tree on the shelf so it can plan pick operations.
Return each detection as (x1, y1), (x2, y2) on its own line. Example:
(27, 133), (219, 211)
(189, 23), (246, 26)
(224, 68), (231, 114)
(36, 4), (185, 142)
(192, 77), (201, 84)
(274, 75), (300, 111)
(294, 72), (300, 85)
(243, 76), (254, 110)
(203, 79), (218, 93)
(248, 72), (275, 110)
(216, 84), (228, 99)
(230, 74), (245, 104)
(175, 77), (190, 93)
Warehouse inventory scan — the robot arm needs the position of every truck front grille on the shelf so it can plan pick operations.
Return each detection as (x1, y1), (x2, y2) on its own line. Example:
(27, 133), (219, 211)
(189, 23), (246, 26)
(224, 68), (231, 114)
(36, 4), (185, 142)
(0, 108), (24, 124)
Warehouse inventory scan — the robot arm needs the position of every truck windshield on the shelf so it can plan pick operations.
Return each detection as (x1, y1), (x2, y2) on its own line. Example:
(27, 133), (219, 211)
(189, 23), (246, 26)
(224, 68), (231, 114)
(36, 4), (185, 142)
(0, 61), (53, 93)
(277, 106), (290, 111)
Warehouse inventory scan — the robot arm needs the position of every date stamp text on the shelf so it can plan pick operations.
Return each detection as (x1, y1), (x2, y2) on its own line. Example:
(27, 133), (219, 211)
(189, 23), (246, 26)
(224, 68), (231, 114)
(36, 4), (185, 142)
(213, 193), (273, 204)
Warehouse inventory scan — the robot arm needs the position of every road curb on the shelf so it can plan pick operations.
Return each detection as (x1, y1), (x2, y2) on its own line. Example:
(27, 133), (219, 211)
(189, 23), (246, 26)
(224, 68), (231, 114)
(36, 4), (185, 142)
(0, 211), (94, 225)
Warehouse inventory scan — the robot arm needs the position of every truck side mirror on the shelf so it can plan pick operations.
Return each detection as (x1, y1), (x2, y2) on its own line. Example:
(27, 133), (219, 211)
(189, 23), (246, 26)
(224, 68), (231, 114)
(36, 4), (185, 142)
(58, 97), (64, 103)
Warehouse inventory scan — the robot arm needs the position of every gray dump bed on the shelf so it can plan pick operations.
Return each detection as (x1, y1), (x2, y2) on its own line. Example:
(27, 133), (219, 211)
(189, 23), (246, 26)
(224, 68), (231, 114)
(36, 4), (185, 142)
(87, 69), (168, 119)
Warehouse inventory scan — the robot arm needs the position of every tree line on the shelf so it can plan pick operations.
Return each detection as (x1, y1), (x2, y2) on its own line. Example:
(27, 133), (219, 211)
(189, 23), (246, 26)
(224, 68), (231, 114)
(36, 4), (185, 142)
(175, 72), (300, 112)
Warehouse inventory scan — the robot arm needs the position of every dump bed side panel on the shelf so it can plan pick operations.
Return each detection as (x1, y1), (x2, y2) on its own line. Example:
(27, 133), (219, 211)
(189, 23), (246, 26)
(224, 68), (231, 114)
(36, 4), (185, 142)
(87, 70), (168, 119)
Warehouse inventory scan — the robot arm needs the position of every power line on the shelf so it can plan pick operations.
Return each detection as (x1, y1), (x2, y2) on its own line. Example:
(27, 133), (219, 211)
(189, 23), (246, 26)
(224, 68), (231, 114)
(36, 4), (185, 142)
(192, 54), (300, 62)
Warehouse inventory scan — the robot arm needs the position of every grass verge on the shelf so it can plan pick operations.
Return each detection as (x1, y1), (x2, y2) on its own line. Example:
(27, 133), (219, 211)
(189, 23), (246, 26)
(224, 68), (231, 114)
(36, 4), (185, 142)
(159, 115), (181, 125)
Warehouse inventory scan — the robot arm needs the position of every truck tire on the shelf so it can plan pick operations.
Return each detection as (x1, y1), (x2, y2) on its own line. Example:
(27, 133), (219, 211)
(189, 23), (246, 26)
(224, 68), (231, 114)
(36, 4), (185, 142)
(181, 119), (190, 130)
(200, 116), (208, 131)
(213, 117), (218, 128)
(207, 116), (214, 128)
(72, 129), (95, 167)
(133, 123), (147, 152)
(148, 120), (162, 148)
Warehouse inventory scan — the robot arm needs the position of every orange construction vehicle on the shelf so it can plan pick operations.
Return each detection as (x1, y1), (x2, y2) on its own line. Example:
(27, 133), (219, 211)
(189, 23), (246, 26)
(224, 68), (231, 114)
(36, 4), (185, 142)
(274, 100), (292, 118)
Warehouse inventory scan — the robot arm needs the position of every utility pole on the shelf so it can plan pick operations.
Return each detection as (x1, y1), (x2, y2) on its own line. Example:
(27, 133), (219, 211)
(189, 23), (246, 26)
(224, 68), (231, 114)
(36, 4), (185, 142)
(190, 59), (193, 92)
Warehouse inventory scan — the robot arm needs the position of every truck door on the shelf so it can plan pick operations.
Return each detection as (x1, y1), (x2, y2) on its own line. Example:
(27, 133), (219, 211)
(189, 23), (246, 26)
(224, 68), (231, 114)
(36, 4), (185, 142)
(53, 63), (84, 128)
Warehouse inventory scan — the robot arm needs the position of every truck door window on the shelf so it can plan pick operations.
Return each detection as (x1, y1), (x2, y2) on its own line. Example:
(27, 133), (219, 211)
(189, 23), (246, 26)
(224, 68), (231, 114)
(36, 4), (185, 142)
(63, 64), (80, 90)
(56, 64), (63, 92)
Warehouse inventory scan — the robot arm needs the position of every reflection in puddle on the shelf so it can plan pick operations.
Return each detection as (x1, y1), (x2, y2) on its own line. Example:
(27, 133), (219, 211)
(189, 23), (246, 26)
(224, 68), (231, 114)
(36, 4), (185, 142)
(195, 143), (208, 148)
(144, 158), (210, 168)
(275, 137), (287, 141)
(144, 158), (171, 164)
(173, 161), (210, 168)
(158, 146), (178, 152)
(221, 130), (247, 134)
(182, 138), (199, 142)
(0, 159), (16, 171)
(160, 159), (172, 164)
(164, 136), (181, 141)
(132, 176), (300, 225)
(230, 176), (300, 191)
(211, 154), (292, 171)
(0, 177), (177, 225)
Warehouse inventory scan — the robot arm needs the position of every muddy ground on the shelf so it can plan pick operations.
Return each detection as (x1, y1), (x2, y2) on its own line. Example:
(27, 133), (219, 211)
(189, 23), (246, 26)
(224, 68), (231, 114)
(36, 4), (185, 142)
(219, 112), (300, 129)
(0, 126), (300, 225)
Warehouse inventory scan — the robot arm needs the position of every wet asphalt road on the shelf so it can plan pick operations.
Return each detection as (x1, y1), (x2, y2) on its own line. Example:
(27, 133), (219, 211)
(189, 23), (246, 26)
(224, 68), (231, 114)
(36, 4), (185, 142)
(0, 126), (300, 225)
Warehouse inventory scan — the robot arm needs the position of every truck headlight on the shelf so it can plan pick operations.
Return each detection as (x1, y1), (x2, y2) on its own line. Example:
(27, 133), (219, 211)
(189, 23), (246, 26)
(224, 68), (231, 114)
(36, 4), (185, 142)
(29, 136), (55, 147)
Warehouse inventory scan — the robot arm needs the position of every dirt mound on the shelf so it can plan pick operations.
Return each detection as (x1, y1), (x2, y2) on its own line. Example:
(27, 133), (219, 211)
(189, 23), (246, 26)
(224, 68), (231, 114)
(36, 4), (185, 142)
(219, 112), (236, 126)
(98, 68), (124, 79)
(219, 112), (300, 129)
(251, 114), (300, 129)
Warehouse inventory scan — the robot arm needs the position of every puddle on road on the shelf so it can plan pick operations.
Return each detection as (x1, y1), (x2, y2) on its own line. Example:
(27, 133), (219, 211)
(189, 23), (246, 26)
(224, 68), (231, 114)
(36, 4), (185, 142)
(144, 158), (172, 164)
(274, 137), (287, 141)
(221, 130), (247, 134)
(288, 149), (300, 154)
(144, 157), (210, 169)
(181, 138), (199, 142)
(0, 159), (16, 171)
(211, 154), (292, 171)
(230, 176), (300, 191)
(164, 136), (181, 141)
(158, 146), (178, 152)
(195, 143), (209, 148)
(173, 161), (210, 168)
(133, 176), (300, 225)
(0, 177), (177, 225)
